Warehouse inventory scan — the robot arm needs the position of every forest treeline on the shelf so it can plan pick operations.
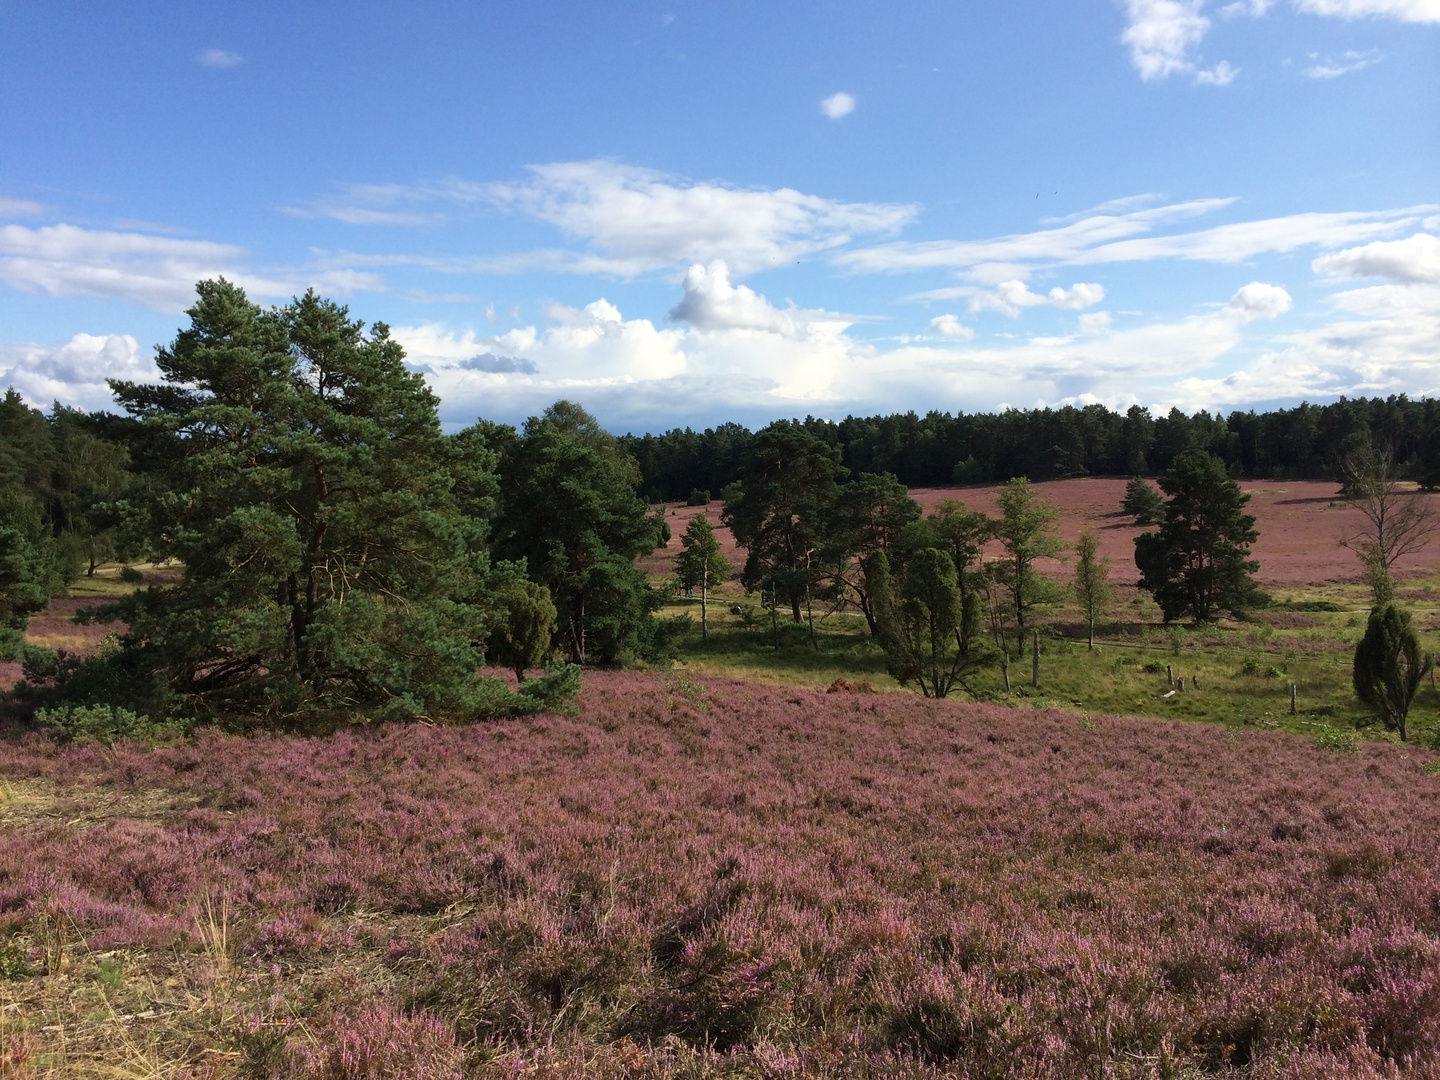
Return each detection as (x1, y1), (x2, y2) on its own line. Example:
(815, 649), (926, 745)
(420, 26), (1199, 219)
(621, 396), (1440, 503)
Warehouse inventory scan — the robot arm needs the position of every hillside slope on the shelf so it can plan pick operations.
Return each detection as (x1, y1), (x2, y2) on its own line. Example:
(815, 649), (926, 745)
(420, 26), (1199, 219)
(2, 673), (1439, 1076)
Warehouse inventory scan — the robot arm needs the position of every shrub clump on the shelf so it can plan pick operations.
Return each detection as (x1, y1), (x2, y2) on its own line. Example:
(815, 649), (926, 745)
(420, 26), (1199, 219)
(34, 703), (185, 746)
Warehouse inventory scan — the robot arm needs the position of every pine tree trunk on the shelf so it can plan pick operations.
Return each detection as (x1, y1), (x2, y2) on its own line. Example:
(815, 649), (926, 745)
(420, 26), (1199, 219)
(701, 560), (708, 643)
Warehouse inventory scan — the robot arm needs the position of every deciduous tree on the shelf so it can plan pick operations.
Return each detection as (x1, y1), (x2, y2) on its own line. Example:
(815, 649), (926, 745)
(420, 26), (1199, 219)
(1073, 530), (1112, 649)
(673, 513), (731, 642)
(1337, 443), (1437, 603)
(992, 478), (1062, 655)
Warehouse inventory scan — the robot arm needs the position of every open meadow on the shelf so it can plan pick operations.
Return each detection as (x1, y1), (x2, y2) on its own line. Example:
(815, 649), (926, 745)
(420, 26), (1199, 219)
(650, 479), (1440, 745)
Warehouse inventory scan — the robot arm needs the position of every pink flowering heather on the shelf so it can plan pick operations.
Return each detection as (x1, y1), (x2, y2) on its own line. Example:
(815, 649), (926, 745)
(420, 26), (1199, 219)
(2, 672), (1440, 1076)
(288, 1002), (463, 1080)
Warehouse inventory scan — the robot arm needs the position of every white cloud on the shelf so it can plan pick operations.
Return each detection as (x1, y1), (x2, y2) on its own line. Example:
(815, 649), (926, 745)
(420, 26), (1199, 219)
(1121, 0), (1432, 85)
(0, 222), (385, 312)
(395, 291), (867, 427)
(928, 314), (975, 339)
(0, 196), (45, 218)
(197, 49), (243, 68)
(283, 183), (447, 226)
(1225, 281), (1293, 321)
(388, 271), (1335, 430)
(1313, 233), (1440, 283)
(847, 198), (1233, 276)
(966, 280), (1106, 317)
(1166, 284), (1440, 410)
(856, 202), (1435, 280)
(1293, 0), (1440, 19)
(1194, 59), (1239, 84)
(297, 161), (917, 278)
(820, 92), (856, 119)
(1122, 0), (1211, 80)
(667, 260), (837, 338)
(0, 333), (157, 410)
(1304, 48), (1383, 76)
(1220, 0), (1277, 16)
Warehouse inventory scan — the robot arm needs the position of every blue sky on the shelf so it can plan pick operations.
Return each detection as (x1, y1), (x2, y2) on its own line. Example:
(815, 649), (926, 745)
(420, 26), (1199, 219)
(1, 0), (1437, 432)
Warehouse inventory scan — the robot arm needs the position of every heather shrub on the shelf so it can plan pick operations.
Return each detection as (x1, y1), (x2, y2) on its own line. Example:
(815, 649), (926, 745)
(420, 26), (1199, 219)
(5, 673), (1440, 1076)
(286, 1002), (463, 1080)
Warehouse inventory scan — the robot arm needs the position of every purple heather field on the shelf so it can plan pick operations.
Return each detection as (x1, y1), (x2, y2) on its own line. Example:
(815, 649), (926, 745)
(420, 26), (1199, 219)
(3, 672), (1440, 1077)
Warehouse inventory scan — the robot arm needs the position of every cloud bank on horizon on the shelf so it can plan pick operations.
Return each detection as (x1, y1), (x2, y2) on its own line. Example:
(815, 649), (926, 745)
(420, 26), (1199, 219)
(1, 0), (1435, 431)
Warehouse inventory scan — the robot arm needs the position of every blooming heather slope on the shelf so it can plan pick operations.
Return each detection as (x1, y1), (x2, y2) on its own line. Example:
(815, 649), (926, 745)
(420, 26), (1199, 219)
(3, 674), (1440, 1076)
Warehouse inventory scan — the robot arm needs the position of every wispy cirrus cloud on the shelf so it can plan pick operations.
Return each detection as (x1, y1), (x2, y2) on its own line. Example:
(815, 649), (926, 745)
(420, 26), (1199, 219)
(197, 49), (243, 69)
(0, 196), (47, 218)
(1304, 48), (1384, 76)
(290, 161), (918, 278)
(845, 202), (1436, 281)
(1293, 0), (1440, 19)
(0, 222), (384, 312)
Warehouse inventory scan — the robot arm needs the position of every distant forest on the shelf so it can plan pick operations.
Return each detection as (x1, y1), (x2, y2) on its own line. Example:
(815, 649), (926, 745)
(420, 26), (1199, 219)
(621, 397), (1440, 503)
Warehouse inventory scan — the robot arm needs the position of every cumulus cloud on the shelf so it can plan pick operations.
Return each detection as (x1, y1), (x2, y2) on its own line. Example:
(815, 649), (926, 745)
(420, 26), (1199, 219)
(1121, 0), (1432, 85)
(197, 49), (243, 68)
(383, 270), (1348, 431)
(928, 314), (975, 340)
(1194, 60), (1239, 84)
(1313, 233), (1440, 283)
(296, 161), (917, 278)
(0, 333), (157, 410)
(1165, 283), (1440, 411)
(1122, 0), (1212, 79)
(0, 222), (384, 312)
(666, 260), (839, 338)
(1225, 281), (1293, 321)
(820, 92), (856, 119)
(965, 280), (1106, 317)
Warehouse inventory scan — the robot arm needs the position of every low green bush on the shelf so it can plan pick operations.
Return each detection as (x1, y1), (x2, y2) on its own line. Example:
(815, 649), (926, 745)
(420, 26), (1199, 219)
(35, 703), (186, 746)
(1312, 726), (1358, 753)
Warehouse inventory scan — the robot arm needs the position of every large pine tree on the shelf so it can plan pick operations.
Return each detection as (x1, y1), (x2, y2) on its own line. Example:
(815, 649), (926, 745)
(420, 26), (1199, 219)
(92, 279), (511, 721)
